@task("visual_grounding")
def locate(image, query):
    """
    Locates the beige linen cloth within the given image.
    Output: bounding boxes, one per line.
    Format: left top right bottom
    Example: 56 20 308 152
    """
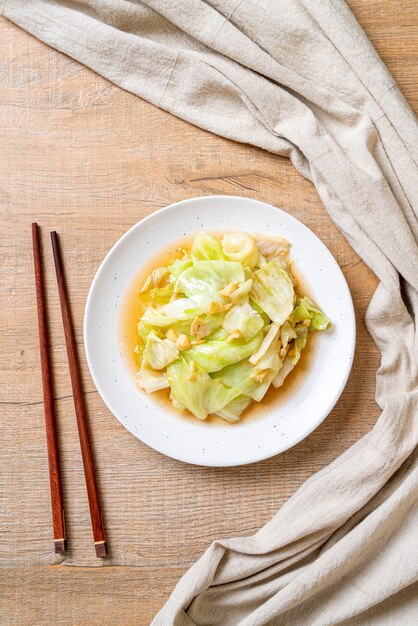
2 1 418 624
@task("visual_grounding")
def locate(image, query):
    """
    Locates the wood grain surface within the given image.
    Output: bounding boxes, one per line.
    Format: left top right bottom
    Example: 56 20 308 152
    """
1 2 417 624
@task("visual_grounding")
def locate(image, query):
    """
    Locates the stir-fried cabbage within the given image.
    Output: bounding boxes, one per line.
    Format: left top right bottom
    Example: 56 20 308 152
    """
222 302 265 341
215 395 253 422
178 260 245 310
169 257 193 279
142 331 179 370
191 231 226 261
141 298 201 327
167 359 240 420
291 296 331 331
251 260 295 325
132 230 330 422
187 330 264 373
138 363 170 393
272 324 309 387
222 232 259 268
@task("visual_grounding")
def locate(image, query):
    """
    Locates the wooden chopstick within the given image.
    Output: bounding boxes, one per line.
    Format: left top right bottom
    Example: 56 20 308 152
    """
51 231 107 558
32 223 67 554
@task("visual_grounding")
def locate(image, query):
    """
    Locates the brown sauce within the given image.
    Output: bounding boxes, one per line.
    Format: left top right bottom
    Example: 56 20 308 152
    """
119 232 318 427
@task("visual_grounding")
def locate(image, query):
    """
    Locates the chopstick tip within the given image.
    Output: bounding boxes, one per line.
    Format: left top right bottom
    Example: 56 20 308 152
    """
54 538 67 554
95 541 108 558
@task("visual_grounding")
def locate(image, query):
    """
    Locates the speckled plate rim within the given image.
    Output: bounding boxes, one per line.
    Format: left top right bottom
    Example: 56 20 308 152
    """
84 195 356 467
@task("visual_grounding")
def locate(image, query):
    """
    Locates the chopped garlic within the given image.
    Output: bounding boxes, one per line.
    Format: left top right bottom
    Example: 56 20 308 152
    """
141 267 169 292
303 319 311 327
176 334 191 351
229 278 253 304
208 301 232 314
219 281 239 298
166 328 178 342
190 360 196 372
191 316 212 341
187 372 197 382
227 329 242 342
208 301 224 314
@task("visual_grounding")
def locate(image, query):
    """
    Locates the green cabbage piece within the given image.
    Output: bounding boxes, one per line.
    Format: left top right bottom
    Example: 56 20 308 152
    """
186 330 263 373
229 278 253 304
212 359 253 394
288 325 309 365
249 323 280 365
177 260 245 310
272 324 309 387
280 321 297 354
252 339 281 374
149 283 174 305
251 260 294 325
222 302 265 341
251 341 282 402
271 357 294 389
213 338 280 403
142 331 179 370
169 257 193 279
190 312 225 340
140 267 170 292
221 232 259 268
295 296 330 331
141 298 201 327
137 320 154 344
167 359 240 420
249 298 270 325
191 231 226 260
215 395 253 422
138 363 170 393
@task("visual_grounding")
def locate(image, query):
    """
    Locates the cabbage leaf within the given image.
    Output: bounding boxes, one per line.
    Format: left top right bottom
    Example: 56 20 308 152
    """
186 330 263 373
138 362 170 393
214 339 280 403
142 331 179 370
215 395 253 422
141 298 201 327
177 260 245 310
169 257 193 279
272 324 308 387
251 260 294 325
221 232 259 268
222 302 264 341
191 231 226 261
167 359 240 419
295 296 331 331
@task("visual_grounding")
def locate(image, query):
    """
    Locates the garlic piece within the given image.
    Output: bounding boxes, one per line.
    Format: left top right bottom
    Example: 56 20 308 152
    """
219 281 239 298
227 329 242 343
166 328 178 342
176 334 191 351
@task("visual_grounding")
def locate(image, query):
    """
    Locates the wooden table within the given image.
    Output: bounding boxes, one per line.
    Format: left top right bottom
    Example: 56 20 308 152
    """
1 3 417 624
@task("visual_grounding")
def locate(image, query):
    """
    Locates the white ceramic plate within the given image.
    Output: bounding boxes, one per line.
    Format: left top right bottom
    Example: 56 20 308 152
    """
84 195 355 467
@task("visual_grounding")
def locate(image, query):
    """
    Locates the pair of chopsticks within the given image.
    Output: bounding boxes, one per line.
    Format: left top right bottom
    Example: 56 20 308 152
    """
32 224 107 558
